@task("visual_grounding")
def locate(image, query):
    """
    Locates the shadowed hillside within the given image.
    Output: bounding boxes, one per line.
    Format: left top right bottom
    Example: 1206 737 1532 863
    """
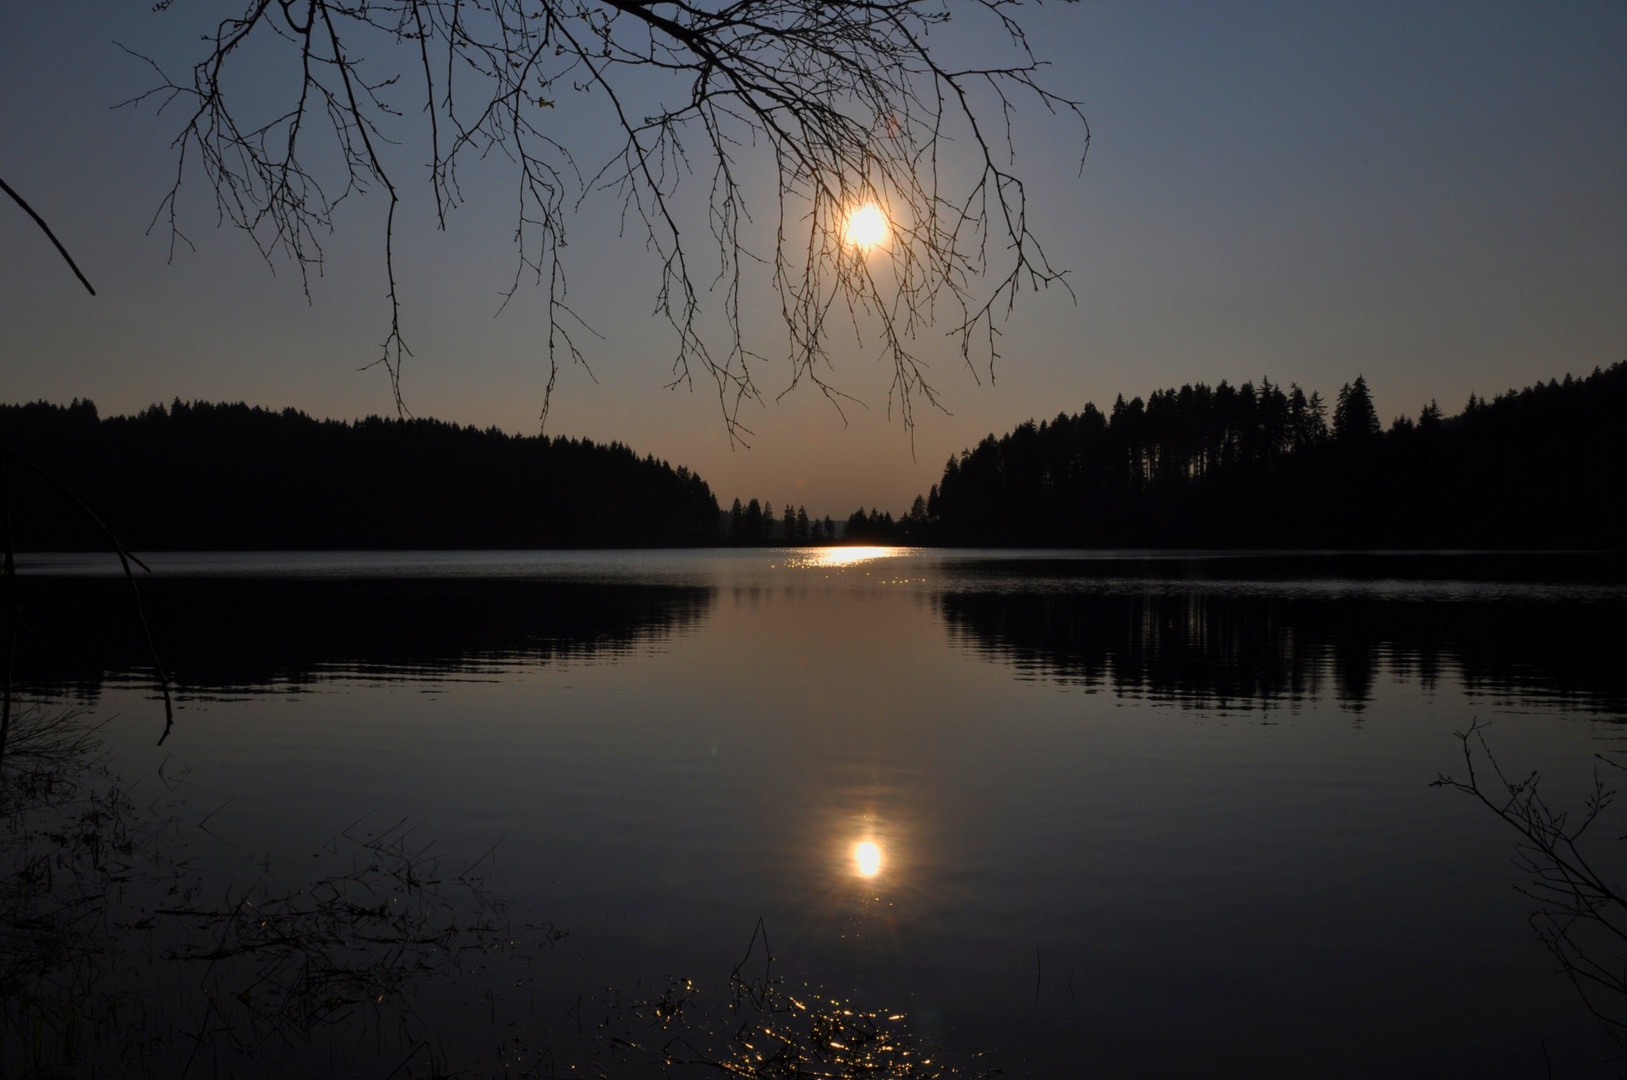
0 401 720 550
919 363 1627 549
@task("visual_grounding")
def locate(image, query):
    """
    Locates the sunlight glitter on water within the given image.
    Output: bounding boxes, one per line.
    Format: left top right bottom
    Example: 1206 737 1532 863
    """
785 545 900 569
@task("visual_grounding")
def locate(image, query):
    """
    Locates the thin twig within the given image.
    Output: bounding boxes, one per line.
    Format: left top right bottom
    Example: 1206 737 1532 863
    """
0 447 174 743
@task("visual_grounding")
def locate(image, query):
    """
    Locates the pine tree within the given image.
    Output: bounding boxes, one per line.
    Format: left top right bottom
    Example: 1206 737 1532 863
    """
1333 376 1380 441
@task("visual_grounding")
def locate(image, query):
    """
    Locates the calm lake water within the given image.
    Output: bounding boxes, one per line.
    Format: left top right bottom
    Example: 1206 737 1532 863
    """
11 547 1627 1077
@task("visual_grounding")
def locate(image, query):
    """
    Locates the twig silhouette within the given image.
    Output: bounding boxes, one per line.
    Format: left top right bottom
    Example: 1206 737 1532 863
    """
0 174 96 296
0 446 174 747
1435 719 1627 1046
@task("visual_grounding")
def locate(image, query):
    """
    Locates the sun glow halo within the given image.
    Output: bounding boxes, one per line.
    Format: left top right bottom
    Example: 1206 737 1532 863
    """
854 839 884 878
842 203 890 251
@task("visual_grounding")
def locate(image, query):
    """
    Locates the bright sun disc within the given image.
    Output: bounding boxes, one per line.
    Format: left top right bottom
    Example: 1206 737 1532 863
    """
854 840 883 878
843 203 890 250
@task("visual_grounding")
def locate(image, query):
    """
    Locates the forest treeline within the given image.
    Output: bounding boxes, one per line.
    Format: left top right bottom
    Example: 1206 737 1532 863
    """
906 363 1627 548
718 500 914 545
0 400 720 549
6 363 1621 552
721 498 838 544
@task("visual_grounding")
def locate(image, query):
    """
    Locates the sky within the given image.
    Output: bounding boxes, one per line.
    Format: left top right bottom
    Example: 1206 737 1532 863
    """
3 2 1624 519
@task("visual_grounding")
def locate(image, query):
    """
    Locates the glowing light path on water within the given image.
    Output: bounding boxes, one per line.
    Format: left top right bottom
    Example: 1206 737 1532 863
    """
796 545 896 569
854 839 884 878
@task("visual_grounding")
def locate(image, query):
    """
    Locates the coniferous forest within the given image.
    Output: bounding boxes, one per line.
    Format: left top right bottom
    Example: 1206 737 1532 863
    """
3 363 1622 552
916 363 1627 549
0 400 720 550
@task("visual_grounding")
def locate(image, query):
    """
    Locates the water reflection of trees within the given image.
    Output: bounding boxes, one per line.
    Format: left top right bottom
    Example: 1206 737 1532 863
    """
14 576 715 700
939 588 1627 713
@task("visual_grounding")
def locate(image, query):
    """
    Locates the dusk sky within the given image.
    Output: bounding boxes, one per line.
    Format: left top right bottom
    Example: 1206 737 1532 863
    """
3 2 1623 518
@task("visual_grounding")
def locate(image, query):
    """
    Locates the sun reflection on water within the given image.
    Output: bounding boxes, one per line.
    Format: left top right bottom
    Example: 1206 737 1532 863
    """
785 545 899 569
853 839 884 878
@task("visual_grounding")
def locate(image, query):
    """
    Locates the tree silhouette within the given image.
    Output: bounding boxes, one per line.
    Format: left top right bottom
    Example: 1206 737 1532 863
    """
120 0 1089 435
1418 399 1444 432
0 401 721 550
922 365 1627 548
1288 384 1329 451
1333 375 1381 442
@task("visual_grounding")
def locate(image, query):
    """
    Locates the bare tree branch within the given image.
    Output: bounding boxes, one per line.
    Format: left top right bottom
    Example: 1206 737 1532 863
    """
120 0 1088 440
1435 720 1627 1046
0 174 97 296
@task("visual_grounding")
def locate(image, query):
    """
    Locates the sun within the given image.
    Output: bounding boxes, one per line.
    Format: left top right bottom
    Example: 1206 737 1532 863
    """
842 203 890 251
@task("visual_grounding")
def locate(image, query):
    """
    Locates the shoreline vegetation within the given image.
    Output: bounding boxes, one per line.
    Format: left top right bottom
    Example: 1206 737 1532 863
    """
1 361 1622 552
0 403 721 551
903 361 1626 550
0 704 534 1078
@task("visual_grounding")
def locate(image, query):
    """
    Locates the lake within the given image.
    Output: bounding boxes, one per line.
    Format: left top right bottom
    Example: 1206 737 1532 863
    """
7 547 1627 1077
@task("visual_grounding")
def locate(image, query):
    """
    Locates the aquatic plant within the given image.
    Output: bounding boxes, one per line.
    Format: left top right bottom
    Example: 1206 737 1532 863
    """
0 706 537 1078
581 919 968 1079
